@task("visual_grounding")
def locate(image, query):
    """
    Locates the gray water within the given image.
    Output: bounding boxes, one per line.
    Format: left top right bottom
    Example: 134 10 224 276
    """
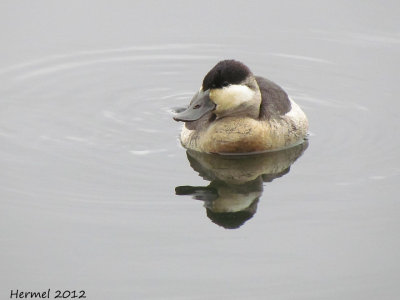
1 1 399 299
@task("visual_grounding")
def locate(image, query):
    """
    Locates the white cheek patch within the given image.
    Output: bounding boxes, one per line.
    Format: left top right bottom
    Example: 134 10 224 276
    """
210 84 255 111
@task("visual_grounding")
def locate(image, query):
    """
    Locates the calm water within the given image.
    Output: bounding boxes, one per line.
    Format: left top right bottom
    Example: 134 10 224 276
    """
1 1 399 299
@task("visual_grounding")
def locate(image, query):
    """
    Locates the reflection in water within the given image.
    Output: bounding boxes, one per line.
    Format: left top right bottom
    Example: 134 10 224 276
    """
176 141 308 229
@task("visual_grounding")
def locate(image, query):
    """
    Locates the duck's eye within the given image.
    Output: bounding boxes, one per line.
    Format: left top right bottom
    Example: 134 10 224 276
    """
222 81 229 87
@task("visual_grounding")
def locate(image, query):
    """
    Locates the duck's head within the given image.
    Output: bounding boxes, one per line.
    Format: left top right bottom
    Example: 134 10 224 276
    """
174 60 261 122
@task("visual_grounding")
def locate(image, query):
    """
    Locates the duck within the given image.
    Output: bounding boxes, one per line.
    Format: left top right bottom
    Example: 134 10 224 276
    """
173 60 308 154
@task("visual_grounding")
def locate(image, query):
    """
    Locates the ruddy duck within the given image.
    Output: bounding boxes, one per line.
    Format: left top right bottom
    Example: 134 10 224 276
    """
173 60 308 153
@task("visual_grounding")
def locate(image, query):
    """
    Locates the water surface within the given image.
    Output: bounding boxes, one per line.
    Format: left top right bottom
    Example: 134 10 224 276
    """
1 1 399 299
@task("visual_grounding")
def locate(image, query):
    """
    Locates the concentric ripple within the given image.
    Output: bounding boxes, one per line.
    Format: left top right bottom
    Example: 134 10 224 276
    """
0 44 224 207
1 38 398 207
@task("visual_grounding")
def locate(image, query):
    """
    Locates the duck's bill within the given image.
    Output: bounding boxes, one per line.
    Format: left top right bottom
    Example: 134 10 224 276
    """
173 90 216 122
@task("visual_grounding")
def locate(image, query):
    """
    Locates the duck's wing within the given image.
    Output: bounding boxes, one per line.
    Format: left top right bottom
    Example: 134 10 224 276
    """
255 76 292 119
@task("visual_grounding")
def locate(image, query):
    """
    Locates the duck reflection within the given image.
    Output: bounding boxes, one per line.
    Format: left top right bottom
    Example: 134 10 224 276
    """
175 141 308 229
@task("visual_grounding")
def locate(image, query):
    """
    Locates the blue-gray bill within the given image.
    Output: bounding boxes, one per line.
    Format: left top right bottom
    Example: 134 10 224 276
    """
173 90 216 122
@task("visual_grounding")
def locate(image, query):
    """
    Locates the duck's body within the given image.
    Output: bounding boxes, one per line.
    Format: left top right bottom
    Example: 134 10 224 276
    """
174 60 308 154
